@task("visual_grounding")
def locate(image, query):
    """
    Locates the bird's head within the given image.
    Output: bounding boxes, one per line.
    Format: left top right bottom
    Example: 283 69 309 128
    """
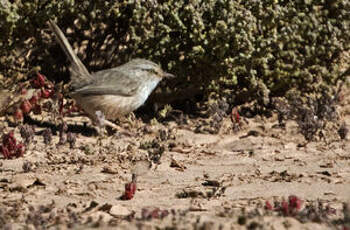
128 59 175 80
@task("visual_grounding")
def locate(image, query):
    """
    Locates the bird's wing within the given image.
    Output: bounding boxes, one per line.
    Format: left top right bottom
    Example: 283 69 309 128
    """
48 20 94 89
71 69 141 97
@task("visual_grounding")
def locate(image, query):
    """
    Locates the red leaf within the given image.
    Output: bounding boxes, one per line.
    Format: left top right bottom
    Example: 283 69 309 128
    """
0 146 10 159
20 100 32 114
288 195 302 211
265 201 273 210
29 95 39 105
231 107 240 123
123 182 136 200
36 72 46 87
41 89 51 99
281 200 289 216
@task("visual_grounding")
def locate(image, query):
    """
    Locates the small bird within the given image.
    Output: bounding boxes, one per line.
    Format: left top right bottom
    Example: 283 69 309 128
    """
48 20 174 129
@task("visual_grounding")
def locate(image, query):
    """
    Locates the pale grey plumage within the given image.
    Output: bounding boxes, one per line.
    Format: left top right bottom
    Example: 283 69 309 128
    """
48 20 173 123
73 59 159 97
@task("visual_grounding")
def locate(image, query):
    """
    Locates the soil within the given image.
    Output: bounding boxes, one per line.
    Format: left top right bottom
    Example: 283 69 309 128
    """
1 93 350 230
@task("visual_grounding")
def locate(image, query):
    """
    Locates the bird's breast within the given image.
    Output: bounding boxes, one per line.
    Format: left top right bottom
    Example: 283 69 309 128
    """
136 78 161 106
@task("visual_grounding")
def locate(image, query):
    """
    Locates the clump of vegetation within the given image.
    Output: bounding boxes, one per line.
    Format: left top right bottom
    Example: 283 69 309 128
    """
273 88 342 141
236 196 349 229
0 131 25 159
0 1 349 110
19 124 35 144
140 139 165 164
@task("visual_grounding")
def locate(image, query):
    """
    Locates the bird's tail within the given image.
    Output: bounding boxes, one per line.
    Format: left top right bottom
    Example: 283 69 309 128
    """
48 20 93 89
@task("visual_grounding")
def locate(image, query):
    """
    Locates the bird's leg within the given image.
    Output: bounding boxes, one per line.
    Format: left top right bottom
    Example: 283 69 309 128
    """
93 110 135 137
103 119 120 130
94 110 120 134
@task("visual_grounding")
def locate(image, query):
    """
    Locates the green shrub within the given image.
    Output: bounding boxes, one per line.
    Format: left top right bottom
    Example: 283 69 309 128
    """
0 0 349 108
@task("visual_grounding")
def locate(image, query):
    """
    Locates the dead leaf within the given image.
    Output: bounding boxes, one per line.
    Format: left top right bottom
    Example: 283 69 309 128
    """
101 166 118 174
170 159 186 171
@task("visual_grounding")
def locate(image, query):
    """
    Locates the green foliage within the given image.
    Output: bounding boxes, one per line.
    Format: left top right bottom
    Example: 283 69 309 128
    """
0 0 349 107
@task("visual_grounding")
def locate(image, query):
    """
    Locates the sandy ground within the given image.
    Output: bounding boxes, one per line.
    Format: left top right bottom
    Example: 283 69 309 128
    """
1 94 350 230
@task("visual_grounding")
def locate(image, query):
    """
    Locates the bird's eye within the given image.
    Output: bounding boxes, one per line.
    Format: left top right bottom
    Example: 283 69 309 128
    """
143 68 158 74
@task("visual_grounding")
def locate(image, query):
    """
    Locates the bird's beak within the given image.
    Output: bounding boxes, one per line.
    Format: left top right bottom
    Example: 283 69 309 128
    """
162 72 175 79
